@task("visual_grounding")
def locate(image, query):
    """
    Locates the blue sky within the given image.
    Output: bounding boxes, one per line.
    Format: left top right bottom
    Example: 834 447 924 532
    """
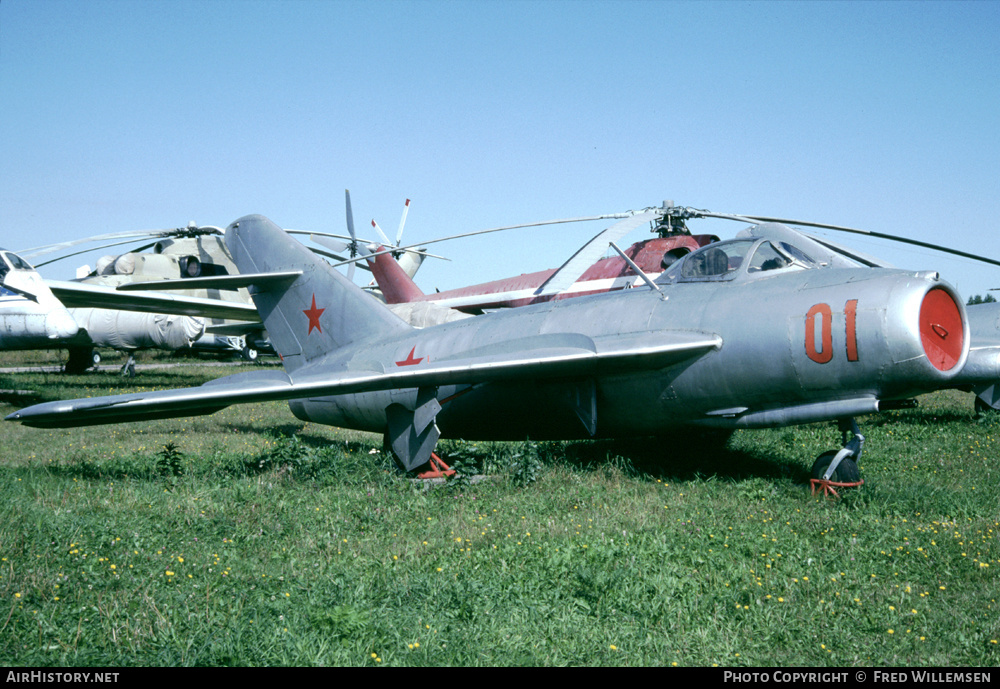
2 0 999 297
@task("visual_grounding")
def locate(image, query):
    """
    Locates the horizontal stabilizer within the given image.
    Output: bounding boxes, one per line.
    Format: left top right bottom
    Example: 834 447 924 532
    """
114 271 303 292
205 321 266 336
48 280 261 322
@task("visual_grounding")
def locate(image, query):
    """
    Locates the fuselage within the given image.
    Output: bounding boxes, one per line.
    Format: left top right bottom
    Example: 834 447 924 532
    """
288 260 967 440
0 249 79 349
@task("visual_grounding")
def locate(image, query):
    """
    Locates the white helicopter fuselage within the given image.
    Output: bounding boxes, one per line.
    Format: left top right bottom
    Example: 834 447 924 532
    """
0 250 79 349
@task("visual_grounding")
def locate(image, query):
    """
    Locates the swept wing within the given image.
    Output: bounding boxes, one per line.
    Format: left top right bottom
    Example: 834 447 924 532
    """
7 329 721 428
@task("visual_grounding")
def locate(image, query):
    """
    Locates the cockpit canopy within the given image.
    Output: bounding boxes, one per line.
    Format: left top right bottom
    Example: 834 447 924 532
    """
656 237 818 285
0 249 34 282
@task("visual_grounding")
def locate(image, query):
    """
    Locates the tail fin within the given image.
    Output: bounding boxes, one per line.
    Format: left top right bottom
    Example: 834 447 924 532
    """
366 246 427 304
225 215 411 373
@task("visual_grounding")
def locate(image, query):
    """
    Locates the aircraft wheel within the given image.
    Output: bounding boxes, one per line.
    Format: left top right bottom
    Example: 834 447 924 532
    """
91 350 101 366
241 345 259 362
810 450 861 484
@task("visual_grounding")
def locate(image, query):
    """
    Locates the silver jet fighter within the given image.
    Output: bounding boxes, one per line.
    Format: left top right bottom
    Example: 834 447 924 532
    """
7 215 971 486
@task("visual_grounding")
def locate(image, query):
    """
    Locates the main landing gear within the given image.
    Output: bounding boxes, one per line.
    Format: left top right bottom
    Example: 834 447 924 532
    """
810 418 865 497
64 348 101 374
120 353 137 379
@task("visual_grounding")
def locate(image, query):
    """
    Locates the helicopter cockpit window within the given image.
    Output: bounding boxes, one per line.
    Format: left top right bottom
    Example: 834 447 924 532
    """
1 251 34 282
2 251 33 271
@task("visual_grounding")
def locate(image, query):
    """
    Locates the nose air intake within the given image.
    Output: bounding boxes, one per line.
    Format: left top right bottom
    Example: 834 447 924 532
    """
919 287 964 372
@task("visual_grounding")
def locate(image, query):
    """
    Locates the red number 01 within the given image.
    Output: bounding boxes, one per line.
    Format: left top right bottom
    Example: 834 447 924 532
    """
806 300 859 364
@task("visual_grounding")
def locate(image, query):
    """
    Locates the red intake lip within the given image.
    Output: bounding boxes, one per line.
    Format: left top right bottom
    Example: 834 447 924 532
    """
919 288 964 371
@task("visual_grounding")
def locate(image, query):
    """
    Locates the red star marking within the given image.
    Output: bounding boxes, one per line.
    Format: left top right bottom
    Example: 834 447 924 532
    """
395 346 425 366
303 294 325 334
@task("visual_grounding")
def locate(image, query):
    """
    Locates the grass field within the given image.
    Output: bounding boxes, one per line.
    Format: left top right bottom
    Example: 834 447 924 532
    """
1 351 998 666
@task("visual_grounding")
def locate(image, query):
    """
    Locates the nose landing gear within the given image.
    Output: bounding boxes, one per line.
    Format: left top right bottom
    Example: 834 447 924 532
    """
810 418 865 497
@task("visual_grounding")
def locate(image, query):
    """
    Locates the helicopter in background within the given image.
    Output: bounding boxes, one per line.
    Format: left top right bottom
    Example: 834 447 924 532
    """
20 224 267 373
366 201 719 314
67 226 268 366
0 244 256 375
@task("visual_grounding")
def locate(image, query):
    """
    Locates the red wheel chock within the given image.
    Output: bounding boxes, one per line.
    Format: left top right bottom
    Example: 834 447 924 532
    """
416 452 456 480
810 478 864 498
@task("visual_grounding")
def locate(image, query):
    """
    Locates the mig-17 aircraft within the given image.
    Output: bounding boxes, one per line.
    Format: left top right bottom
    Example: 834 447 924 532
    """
7 210 979 492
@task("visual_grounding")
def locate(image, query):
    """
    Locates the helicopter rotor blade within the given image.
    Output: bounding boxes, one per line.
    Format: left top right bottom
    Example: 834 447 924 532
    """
701 211 1000 270
286 229 356 242
305 244 372 272
32 239 161 269
308 234 350 258
744 215 1000 268
345 189 358 253
396 198 411 247
19 226 223 260
20 230 175 259
326 211 638 271
344 189 358 281
370 220 394 248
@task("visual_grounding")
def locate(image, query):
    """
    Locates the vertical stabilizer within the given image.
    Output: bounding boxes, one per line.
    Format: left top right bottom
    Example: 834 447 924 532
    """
225 215 411 372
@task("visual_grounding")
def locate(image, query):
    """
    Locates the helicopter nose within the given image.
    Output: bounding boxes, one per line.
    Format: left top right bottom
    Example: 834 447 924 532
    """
46 309 79 340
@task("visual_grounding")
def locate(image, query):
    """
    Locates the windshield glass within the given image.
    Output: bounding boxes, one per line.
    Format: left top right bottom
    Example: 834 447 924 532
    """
657 237 821 285
675 239 756 281
775 241 817 267
2 251 33 271
747 242 791 273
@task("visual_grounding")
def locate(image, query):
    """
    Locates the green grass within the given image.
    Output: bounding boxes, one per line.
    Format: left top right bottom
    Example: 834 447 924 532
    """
0 352 998 666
